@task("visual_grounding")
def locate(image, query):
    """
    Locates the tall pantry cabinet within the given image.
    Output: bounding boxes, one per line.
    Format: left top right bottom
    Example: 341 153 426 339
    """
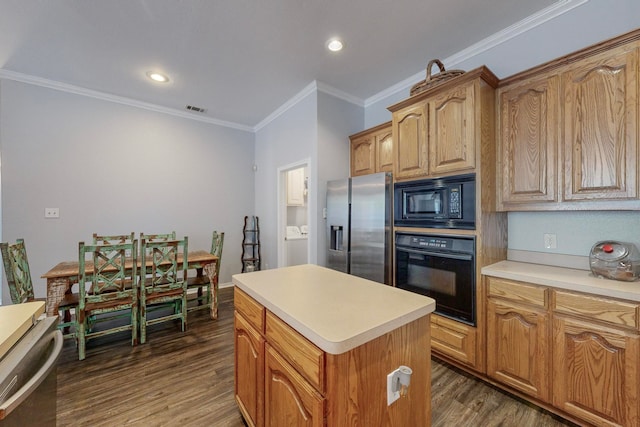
388 67 508 373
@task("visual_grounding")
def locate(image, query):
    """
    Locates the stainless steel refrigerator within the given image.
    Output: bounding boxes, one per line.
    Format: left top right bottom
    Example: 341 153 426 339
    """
326 172 392 284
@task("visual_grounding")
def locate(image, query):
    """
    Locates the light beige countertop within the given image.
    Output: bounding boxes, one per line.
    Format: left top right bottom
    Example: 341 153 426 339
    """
482 260 640 302
232 264 435 355
0 301 45 360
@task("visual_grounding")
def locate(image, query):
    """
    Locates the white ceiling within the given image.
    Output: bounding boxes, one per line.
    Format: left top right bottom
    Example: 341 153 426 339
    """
0 0 560 130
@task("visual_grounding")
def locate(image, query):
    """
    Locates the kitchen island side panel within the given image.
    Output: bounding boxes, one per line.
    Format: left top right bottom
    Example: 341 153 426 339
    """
325 315 431 427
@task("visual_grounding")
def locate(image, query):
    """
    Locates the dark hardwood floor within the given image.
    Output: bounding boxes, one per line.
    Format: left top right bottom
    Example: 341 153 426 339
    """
57 287 577 426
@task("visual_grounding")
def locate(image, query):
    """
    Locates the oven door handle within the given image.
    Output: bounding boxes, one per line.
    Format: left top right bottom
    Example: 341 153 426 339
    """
397 247 473 261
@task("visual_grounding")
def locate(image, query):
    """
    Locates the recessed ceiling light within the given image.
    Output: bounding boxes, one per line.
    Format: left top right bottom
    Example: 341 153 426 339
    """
326 38 344 52
146 71 170 83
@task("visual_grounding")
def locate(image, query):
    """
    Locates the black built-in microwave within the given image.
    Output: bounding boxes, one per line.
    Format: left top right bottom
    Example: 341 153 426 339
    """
394 173 475 229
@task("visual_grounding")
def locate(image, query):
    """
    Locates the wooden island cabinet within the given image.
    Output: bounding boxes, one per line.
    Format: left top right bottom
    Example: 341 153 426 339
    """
233 265 435 427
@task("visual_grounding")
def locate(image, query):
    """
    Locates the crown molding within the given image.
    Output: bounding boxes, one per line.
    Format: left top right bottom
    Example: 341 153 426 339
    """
315 81 364 107
364 0 589 108
253 80 363 132
0 0 589 132
253 81 317 132
0 69 254 132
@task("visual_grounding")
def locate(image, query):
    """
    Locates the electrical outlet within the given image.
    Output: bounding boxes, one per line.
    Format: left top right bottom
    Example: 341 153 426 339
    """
387 369 401 406
544 233 557 249
44 208 59 218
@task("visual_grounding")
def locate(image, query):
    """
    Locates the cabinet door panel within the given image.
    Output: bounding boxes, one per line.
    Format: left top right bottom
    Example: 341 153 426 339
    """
393 104 427 179
498 76 558 206
563 46 638 201
486 300 550 401
553 316 640 427
429 82 476 174
431 314 477 368
375 128 394 173
235 311 265 427
350 134 376 177
264 345 324 427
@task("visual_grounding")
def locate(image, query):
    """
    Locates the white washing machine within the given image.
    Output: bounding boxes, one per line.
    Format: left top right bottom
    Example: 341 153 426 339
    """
286 226 308 266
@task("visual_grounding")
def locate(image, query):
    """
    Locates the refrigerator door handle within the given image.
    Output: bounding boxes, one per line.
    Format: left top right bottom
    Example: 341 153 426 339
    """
0 329 63 418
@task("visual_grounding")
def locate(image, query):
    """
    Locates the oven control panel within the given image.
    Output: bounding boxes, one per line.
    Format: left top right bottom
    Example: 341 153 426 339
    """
396 233 474 254
415 236 451 249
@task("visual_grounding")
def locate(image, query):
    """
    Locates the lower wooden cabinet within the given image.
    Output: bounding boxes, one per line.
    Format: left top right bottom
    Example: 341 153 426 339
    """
234 311 264 427
264 344 324 427
486 277 550 401
431 314 478 369
551 290 640 427
483 275 640 427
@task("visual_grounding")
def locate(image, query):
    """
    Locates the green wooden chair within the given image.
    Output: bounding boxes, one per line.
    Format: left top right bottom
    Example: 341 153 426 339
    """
139 236 188 344
87 233 137 330
77 240 138 360
186 231 224 313
140 232 176 242
93 232 135 245
1 238 78 339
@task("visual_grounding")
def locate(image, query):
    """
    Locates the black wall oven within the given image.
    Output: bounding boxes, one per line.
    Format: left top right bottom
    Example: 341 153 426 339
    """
394 173 475 229
395 232 476 326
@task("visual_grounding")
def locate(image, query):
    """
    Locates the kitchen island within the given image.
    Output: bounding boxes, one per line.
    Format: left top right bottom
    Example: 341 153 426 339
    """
232 264 436 427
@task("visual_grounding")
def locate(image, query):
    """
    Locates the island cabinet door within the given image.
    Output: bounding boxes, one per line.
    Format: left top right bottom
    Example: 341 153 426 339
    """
264 344 325 427
235 311 265 427
552 315 640 427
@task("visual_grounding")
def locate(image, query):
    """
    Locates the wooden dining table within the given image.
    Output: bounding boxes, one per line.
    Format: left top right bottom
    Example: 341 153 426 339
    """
41 250 219 320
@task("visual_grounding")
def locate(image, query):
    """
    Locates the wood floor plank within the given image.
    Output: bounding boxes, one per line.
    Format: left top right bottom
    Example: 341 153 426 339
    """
57 286 577 426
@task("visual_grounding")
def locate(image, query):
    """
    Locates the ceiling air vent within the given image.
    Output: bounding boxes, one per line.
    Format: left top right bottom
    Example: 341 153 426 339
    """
185 105 206 113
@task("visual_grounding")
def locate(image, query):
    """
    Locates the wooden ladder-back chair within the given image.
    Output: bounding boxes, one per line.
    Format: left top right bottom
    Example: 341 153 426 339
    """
87 234 136 331
1 238 78 338
93 232 135 245
139 236 188 344
77 240 138 360
186 231 224 313
140 232 176 242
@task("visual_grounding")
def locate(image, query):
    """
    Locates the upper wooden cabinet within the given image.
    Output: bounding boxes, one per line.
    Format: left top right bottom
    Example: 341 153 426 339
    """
497 75 559 206
389 67 498 180
393 103 427 179
563 46 638 201
497 33 640 211
428 80 477 174
349 121 392 177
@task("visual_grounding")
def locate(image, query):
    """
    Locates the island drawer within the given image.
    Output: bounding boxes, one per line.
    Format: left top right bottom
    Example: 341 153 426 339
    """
487 277 547 308
265 311 325 392
552 289 640 331
235 287 265 331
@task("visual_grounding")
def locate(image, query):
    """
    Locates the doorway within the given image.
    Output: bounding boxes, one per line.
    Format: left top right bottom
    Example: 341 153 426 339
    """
277 160 310 268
